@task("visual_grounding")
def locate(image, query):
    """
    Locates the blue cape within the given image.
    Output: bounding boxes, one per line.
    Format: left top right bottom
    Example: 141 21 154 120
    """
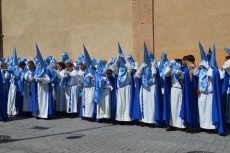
212 68 226 135
0 72 8 121
132 77 142 121
154 68 163 126
163 75 172 125
180 67 199 127
129 71 135 118
108 74 117 123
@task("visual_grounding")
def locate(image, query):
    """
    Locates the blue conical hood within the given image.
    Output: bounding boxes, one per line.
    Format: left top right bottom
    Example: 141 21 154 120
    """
199 42 208 62
61 52 69 63
224 48 230 55
12 47 18 67
77 54 85 65
35 44 46 78
144 42 151 67
210 44 217 68
118 42 126 66
83 44 92 68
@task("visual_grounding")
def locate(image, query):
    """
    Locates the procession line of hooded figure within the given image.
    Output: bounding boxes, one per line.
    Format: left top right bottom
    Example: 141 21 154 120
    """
0 42 229 136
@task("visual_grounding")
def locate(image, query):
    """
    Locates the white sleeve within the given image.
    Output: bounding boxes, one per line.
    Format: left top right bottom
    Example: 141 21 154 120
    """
135 66 144 79
223 59 230 69
4 71 10 79
206 68 213 77
69 70 78 77
151 64 157 77
164 66 171 77
219 69 225 79
37 74 51 84
56 70 65 79
193 68 200 77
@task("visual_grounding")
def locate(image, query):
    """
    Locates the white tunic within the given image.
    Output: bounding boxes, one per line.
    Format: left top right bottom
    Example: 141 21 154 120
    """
164 66 185 128
96 77 112 119
65 70 81 113
112 62 132 121
34 73 51 118
55 69 66 112
81 72 95 118
7 71 18 115
193 67 224 129
135 64 157 123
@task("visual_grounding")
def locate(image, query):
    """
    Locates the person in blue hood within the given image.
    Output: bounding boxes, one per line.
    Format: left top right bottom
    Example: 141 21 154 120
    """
222 47 230 129
164 58 185 131
23 60 36 115
193 44 226 135
111 43 134 123
134 43 163 127
7 47 25 116
30 44 54 119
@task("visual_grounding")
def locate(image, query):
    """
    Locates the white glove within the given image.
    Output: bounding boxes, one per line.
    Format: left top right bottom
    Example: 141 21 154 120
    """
29 74 34 80
109 86 113 91
174 70 182 75
170 60 176 65
141 63 147 68
37 78 42 83
199 60 209 69
88 72 94 78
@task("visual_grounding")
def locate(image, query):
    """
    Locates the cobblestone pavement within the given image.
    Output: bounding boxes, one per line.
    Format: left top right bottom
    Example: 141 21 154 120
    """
0 116 230 153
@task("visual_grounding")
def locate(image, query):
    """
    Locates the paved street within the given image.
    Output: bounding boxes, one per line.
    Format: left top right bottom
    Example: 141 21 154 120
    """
0 116 230 153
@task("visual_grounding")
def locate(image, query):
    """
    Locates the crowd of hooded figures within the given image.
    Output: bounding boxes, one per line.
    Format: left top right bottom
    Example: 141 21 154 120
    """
1 42 230 136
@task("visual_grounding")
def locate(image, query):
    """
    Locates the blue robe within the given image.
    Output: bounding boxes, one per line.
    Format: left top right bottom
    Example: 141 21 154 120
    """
0 72 7 121
108 74 117 123
132 77 141 121
1 71 10 102
129 71 135 118
212 68 226 135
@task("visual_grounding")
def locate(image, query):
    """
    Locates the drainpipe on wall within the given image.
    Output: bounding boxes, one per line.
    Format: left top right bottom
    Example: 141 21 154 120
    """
0 0 3 58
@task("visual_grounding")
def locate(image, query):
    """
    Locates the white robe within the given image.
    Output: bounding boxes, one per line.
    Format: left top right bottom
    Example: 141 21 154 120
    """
65 70 81 113
135 64 157 123
33 73 51 118
193 67 224 129
55 70 66 112
112 62 132 121
81 72 95 118
96 77 112 119
164 66 185 128
7 71 18 115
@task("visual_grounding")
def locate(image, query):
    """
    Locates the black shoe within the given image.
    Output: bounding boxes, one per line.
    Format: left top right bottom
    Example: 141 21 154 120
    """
140 123 145 127
70 115 75 119
36 117 40 120
166 126 176 131
151 124 156 128
89 118 94 122
185 128 190 133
